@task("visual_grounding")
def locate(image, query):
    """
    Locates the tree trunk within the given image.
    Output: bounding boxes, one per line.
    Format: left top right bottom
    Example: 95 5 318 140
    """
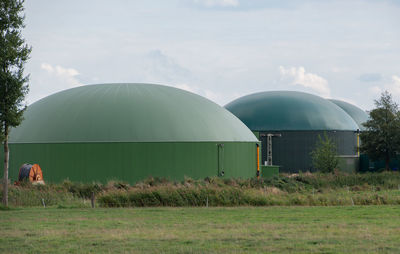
2 130 9 207
385 152 390 171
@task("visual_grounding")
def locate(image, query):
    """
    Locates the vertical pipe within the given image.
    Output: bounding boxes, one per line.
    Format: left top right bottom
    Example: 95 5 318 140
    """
357 132 360 157
257 144 260 179
267 135 272 165
218 144 224 176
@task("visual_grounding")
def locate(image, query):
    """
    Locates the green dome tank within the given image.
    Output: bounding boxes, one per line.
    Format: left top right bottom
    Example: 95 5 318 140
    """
225 91 359 173
3 83 259 183
225 91 359 131
328 99 369 131
11 83 256 143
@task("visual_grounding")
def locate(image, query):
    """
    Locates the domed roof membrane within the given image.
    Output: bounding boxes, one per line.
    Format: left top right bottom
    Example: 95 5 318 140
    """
328 99 369 131
10 83 257 143
225 91 359 131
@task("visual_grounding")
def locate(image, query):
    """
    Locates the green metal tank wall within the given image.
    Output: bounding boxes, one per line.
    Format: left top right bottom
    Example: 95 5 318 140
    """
2 83 259 183
2 142 257 183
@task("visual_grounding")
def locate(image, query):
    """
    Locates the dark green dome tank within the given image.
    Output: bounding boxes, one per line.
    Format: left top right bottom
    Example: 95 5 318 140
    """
328 99 369 131
225 91 359 173
3 84 259 183
225 91 359 131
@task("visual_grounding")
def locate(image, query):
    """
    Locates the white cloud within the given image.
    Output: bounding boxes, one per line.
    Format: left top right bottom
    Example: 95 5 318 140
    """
193 0 239 7
279 66 331 97
173 83 221 102
204 89 220 102
142 50 191 83
40 63 82 87
174 83 199 94
331 67 349 73
367 75 400 101
27 63 84 104
368 86 382 96
384 75 400 97
40 63 53 73
390 75 400 95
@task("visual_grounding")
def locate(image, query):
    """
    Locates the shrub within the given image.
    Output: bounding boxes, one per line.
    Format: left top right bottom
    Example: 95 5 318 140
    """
310 132 339 173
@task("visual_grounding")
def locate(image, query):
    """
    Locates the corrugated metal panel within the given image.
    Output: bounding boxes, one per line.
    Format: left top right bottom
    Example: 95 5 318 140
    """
10 83 257 143
260 131 357 173
1 142 257 183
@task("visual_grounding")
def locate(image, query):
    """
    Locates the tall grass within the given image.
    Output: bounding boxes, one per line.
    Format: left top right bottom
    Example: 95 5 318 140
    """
1 171 400 207
97 184 400 207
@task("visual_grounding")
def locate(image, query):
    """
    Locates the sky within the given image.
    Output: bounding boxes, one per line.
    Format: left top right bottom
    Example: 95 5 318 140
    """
22 0 400 110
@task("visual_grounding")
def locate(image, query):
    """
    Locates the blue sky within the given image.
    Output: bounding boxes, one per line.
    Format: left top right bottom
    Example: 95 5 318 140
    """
23 0 400 110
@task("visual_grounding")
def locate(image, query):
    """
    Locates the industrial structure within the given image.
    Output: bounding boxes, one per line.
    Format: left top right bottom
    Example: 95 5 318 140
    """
2 83 259 183
329 99 369 158
225 91 362 173
327 99 395 172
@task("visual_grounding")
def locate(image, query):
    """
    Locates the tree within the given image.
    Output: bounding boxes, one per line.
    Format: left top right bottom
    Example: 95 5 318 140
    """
360 91 400 170
310 132 339 173
1 0 31 206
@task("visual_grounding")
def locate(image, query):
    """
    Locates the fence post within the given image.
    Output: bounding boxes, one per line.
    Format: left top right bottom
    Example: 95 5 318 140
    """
41 198 46 208
91 192 95 208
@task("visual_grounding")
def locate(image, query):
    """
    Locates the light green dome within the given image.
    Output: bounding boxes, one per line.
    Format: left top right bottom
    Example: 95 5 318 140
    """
10 83 257 143
225 91 359 131
328 99 369 131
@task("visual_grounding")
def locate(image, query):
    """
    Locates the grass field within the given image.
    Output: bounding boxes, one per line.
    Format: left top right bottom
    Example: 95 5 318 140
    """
1 206 400 253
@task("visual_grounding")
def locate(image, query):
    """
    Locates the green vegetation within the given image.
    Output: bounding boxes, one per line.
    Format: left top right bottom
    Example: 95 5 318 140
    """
361 91 400 170
1 173 400 252
1 0 32 207
99 187 400 207
310 132 339 173
1 172 400 207
1 206 400 253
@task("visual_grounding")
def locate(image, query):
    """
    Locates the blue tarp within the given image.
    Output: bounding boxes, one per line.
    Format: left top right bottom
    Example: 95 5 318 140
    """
18 164 33 181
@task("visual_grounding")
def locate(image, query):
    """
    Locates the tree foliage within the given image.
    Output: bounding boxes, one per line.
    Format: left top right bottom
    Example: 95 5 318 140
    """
1 0 31 206
310 132 339 173
360 91 400 170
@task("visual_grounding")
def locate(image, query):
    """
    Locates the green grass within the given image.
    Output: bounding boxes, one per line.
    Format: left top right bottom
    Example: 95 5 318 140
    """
1 206 400 253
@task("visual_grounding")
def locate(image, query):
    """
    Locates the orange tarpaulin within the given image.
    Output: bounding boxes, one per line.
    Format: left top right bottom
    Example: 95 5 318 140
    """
29 164 43 182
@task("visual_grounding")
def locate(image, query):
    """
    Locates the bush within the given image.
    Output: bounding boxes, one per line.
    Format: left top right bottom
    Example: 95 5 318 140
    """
310 132 339 173
61 180 104 198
